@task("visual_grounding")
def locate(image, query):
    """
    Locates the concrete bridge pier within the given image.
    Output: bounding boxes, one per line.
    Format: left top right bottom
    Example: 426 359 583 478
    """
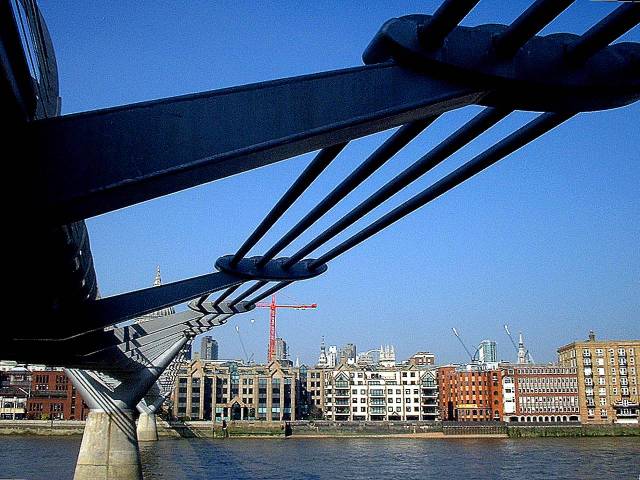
136 388 172 442
65 337 188 480
136 411 158 442
74 408 142 480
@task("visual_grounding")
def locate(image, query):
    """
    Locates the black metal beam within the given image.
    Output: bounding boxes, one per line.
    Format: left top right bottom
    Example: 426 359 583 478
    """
13 270 246 341
31 64 481 225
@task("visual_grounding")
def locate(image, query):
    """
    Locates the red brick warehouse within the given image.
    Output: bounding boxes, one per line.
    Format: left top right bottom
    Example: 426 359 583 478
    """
27 371 89 420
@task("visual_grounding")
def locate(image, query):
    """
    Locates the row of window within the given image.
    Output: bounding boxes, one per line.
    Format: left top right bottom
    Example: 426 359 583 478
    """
518 387 577 394
583 348 635 357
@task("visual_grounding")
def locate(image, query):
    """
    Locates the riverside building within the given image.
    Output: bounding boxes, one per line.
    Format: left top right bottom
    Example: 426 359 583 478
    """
322 364 439 421
172 359 302 422
558 332 639 424
26 370 88 420
305 367 326 417
438 364 503 421
501 364 580 423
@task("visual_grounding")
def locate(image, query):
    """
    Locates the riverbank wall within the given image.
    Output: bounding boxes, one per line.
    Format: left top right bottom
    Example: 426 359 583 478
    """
1 419 638 438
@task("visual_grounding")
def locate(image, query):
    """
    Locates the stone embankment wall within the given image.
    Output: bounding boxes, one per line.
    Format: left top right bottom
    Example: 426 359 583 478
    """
507 424 640 438
0 420 85 436
1 419 638 438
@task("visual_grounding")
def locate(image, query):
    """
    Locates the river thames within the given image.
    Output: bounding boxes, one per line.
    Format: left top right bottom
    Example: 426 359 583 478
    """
0 436 638 479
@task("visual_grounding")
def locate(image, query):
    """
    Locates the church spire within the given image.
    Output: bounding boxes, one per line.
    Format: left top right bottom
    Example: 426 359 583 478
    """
136 265 175 321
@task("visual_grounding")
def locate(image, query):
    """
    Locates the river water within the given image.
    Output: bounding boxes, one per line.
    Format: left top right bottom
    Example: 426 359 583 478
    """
0 436 638 479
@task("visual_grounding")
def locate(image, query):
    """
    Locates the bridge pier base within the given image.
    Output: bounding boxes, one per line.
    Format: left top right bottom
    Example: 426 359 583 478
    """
74 409 142 480
136 411 158 442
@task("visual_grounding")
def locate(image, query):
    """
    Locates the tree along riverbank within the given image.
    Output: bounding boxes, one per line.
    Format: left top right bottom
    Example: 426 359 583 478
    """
1 419 638 438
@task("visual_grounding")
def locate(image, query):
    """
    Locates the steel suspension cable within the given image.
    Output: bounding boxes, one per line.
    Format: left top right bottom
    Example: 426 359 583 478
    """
493 0 575 57
257 116 439 268
283 107 511 268
228 281 269 307
245 281 293 308
230 142 348 266
211 284 241 307
419 0 481 49
566 3 640 64
309 112 575 269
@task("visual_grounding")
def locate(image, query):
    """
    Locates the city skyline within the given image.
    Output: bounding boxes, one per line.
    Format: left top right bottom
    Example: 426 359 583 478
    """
39 1 639 367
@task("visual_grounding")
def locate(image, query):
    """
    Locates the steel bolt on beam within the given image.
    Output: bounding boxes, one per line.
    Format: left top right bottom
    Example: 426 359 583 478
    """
364 14 640 112
218 255 327 282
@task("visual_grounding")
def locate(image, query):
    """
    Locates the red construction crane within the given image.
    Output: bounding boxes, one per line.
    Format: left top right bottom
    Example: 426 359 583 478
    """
255 294 317 362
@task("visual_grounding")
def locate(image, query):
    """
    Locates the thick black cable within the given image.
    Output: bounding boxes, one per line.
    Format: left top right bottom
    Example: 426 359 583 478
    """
212 284 241 307
245 281 292 308
283 107 511 268
493 0 575 57
228 281 269 308
309 112 575 269
230 142 348 266
566 3 640 64
257 116 438 268
419 0 481 49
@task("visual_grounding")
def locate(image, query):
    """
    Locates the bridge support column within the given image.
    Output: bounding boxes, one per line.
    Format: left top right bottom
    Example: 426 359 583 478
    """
74 409 142 480
136 411 158 442
65 337 187 480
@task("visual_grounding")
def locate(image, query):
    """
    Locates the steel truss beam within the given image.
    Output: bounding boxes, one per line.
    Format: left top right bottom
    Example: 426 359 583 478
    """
31 65 482 225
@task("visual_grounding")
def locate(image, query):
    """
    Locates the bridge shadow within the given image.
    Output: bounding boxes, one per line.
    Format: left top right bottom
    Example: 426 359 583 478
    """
165 420 199 438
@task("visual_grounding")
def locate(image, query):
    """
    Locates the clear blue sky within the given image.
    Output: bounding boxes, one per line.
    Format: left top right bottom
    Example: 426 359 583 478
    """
40 1 639 365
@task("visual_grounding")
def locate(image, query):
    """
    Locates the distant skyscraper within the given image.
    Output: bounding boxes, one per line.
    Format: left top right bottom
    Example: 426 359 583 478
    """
477 340 497 363
200 336 218 360
327 346 338 367
274 338 288 361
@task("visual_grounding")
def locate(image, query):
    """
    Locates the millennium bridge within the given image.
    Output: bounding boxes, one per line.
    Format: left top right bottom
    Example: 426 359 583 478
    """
2 0 638 478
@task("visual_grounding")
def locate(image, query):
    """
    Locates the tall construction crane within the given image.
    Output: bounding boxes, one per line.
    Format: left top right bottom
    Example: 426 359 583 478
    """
256 294 317 362
235 324 254 364
452 327 478 362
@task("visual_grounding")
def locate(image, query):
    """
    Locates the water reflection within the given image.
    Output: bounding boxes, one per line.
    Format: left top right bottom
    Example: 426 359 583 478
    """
1 436 638 480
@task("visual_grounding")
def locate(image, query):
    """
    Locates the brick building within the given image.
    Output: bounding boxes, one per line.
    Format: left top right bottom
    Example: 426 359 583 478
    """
558 332 639 424
501 364 580 423
26 370 88 420
438 365 503 421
